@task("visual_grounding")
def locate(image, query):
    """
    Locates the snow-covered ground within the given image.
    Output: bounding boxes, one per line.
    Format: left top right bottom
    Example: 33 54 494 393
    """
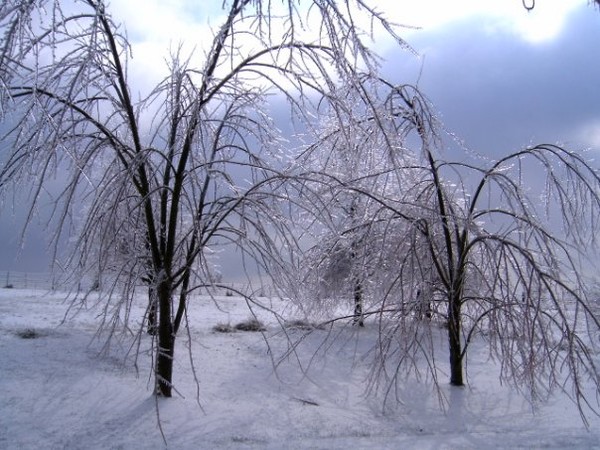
0 288 599 449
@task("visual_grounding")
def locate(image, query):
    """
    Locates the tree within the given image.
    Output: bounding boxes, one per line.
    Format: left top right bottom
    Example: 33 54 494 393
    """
291 78 442 328
389 86 600 419
294 79 600 420
0 0 409 397
386 85 600 396
290 78 410 325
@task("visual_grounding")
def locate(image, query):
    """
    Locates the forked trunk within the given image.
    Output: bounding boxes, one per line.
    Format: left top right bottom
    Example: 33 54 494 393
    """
155 279 175 397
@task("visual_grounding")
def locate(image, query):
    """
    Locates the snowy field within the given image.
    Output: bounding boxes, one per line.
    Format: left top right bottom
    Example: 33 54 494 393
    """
1 288 599 449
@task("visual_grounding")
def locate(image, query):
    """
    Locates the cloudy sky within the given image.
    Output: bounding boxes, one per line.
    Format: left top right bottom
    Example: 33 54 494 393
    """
1 0 599 273
386 0 600 156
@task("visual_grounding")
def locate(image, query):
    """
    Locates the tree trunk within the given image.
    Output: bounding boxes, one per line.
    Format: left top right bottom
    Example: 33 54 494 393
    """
447 291 464 386
353 276 365 327
155 279 175 397
147 285 157 335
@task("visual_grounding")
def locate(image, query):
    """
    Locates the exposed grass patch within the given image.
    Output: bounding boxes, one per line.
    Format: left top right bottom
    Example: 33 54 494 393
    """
234 318 266 332
212 323 236 333
213 319 267 332
15 328 43 339
284 319 323 331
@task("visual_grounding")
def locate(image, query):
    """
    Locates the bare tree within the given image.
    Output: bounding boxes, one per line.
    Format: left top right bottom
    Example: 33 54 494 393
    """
290 78 434 325
0 0 409 397
387 86 600 420
293 79 600 420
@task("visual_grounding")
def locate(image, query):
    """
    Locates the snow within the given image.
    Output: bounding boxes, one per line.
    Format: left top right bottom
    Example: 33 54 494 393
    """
1 288 599 449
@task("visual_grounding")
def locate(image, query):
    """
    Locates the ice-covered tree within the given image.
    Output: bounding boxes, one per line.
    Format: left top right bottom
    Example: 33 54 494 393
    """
376 84 600 420
0 0 409 397
294 79 600 420
291 78 443 326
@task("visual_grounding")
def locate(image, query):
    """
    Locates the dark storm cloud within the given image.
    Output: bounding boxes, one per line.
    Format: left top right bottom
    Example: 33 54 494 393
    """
382 5 600 159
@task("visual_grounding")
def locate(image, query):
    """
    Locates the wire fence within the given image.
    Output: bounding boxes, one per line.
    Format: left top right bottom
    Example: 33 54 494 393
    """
0 270 276 297
0 271 56 291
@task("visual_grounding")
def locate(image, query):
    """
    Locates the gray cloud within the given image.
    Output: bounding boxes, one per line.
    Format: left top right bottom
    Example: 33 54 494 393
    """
382 5 600 158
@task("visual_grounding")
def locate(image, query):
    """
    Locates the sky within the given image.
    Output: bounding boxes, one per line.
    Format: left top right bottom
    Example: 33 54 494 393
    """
1 0 599 274
384 0 600 156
